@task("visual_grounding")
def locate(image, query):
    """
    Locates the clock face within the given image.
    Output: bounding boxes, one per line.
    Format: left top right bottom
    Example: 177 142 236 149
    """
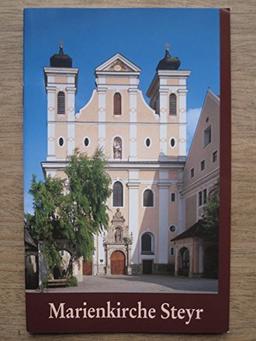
114 64 122 71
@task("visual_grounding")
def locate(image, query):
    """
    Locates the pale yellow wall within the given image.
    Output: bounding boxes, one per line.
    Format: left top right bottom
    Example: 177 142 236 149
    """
139 170 158 181
168 184 178 223
185 194 197 228
52 170 67 179
183 91 220 187
75 123 98 156
55 122 68 159
77 90 99 121
138 184 159 236
137 91 156 123
166 78 179 86
136 125 160 159
167 124 180 156
55 75 68 84
105 76 130 85
168 169 179 181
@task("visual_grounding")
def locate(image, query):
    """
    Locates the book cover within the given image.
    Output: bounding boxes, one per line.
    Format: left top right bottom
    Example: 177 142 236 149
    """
24 8 231 334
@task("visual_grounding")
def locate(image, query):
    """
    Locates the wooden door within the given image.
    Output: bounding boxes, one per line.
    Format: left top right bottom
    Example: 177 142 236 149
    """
111 251 125 275
142 260 153 274
83 260 92 275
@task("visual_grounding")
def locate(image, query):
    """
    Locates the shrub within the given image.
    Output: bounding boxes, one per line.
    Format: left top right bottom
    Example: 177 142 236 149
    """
67 276 78 287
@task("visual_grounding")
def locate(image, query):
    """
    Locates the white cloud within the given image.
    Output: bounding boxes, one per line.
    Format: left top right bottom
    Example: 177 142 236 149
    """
187 107 202 152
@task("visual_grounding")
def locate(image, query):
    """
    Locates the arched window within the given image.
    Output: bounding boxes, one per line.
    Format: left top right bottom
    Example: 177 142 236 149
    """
143 189 154 207
113 181 123 207
57 91 65 114
113 92 122 115
169 93 177 116
141 233 154 254
113 136 122 160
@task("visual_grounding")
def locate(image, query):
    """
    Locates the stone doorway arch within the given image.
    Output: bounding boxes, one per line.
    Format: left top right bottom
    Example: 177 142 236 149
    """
178 247 190 276
110 250 125 275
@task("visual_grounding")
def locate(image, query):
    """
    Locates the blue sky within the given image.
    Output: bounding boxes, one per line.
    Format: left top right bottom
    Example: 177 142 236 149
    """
24 8 220 213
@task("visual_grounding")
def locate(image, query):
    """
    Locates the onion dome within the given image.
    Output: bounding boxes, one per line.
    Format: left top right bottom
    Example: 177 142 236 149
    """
50 45 72 68
156 49 181 71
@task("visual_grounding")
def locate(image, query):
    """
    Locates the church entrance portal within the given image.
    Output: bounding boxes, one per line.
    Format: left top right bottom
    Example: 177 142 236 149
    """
83 260 92 275
178 247 190 276
111 250 125 275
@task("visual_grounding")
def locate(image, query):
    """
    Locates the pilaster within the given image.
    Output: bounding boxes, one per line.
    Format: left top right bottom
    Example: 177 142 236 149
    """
178 89 188 156
159 88 168 156
46 86 56 160
98 88 106 150
127 170 140 266
66 87 76 156
129 87 137 160
158 173 169 264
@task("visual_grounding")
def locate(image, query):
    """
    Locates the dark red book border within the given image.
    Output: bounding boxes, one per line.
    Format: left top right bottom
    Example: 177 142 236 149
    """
26 8 231 334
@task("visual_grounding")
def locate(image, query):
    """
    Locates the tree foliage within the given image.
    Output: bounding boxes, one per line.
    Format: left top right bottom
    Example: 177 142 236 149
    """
201 183 219 278
202 183 219 242
27 149 111 274
61 149 111 260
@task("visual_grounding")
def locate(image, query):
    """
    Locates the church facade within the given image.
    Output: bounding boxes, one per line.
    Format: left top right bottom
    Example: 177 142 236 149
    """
42 47 219 280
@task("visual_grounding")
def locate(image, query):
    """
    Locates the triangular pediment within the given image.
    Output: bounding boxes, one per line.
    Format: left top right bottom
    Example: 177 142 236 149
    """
96 53 141 73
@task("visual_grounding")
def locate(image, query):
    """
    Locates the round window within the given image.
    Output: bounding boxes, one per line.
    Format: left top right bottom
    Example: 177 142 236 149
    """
145 138 151 147
84 137 90 147
170 138 176 148
58 137 64 146
169 225 176 232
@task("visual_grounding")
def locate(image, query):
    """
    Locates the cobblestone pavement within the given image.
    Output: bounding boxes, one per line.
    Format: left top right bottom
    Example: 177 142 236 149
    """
43 275 218 293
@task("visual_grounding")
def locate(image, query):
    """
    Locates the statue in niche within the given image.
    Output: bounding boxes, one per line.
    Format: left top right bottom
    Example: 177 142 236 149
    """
115 227 122 243
113 137 122 159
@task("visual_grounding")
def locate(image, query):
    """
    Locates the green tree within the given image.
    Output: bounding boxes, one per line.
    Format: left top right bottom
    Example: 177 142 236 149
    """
27 175 64 271
27 149 111 276
201 183 219 278
61 149 111 263
202 183 219 242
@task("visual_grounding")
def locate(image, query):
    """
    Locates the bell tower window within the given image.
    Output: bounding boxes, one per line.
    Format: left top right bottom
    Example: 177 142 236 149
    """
57 91 65 114
113 92 122 115
169 93 177 115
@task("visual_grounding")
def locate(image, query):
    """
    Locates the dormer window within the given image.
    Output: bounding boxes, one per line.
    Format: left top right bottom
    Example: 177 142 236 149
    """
169 94 177 115
57 91 65 114
113 92 122 115
204 126 211 147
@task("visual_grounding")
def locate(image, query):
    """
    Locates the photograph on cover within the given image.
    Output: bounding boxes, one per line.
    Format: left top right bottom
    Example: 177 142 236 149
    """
24 8 220 294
